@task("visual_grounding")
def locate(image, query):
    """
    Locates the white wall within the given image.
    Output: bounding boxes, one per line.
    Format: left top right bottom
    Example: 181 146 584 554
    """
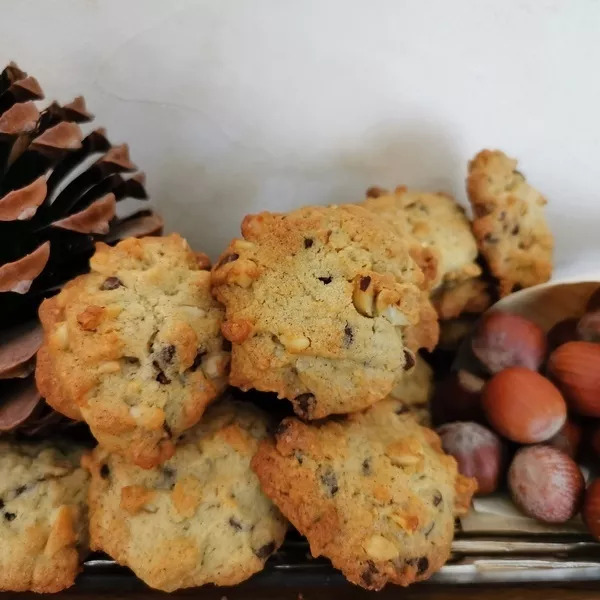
2 0 599 268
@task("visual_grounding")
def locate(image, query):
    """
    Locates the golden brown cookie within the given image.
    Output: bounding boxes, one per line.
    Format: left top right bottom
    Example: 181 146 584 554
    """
37 234 228 468
85 399 287 592
252 398 476 590
467 150 553 296
363 187 490 319
212 205 438 420
0 441 89 593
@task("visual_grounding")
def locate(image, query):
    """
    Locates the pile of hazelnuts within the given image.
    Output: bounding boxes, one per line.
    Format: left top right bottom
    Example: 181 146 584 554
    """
433 287 600 537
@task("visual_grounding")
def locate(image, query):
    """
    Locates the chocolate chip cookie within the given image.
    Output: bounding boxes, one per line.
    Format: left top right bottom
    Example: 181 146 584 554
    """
467 150 553 296
36 234 229 468
0 441 89 593
252 398 476 590
363 186 490 319
85 399 287 592
212 204 438 420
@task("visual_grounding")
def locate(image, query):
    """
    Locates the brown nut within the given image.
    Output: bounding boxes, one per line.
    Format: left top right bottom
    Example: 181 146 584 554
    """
547 318 579 351
508 445 584 524
471 312 547 374
430 370 486 426
583 479 600 541
547 418 582 459
437 421 504 495
548 341 600 417
577 311 600 343
482 367 566 444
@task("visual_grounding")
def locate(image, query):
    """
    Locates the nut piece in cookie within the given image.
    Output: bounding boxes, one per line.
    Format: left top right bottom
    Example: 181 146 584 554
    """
0 441 89 593
252 399 476 590
36 234 229 468
467 150 553 296
363 187 490 319
212 204 438 420
85 400 287 592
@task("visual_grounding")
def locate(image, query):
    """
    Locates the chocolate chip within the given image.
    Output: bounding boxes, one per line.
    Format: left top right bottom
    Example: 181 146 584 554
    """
318 276 332 284
222 339 232 351
254 541 276 559
295 393 315 418
163 422 172 438
424 522 435 537
417 556 429 574
360 276 371 291
344 323 353 347
123 356 140 365
100 277 123 291
361 560 378 586
275 421 290 437
161 466 176 489
190 349 207 371
433 491 442 507
395 404 410 415
294 451 304 465
155 370 171 385
362 458 372 475
4 512 16 522
15 485 27 496
499 211 506 221
366 186 384 198
100 464 110 479
403 350 415 371
0 499 4 509
512 224 520 235
483 233 498 244
229 517 243 531
320 468 338 496
217 253 239 268
304 238 314 249
160 345 176 364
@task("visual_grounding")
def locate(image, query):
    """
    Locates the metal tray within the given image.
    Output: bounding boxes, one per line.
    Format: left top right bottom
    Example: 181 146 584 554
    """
77 533 600 592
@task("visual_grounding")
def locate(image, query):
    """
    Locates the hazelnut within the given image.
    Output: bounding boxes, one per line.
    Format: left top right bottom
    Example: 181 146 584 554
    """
471 312 547 374
583 479 600 541
577 311 600 343
482 367 566 444
430 371 485 426
508 445 584 523
437 421 505 495
547 418 582 459
548 341 600 417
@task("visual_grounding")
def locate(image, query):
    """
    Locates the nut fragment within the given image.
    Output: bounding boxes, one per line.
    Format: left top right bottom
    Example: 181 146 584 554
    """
221 319 253 344
364 535 399 561
279 334 311 353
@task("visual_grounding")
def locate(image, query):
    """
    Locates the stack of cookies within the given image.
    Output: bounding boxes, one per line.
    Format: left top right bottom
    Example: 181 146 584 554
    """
0 149 553 592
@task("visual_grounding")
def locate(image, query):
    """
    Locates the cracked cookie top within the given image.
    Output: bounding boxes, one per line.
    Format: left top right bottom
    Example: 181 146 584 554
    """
211 204 438 420
36 234 229 469
0 441 89 593
84 399 287 592
467 150 553 296
251 398 476 590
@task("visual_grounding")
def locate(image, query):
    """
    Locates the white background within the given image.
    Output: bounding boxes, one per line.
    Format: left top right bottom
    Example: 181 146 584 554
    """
2 0 599 267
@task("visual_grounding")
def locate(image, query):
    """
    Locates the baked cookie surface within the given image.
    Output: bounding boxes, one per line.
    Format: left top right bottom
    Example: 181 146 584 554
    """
85 399 287 592
363 187 489 319
0 440 89 593
252 398 476 590
36 234 228 468
389 353 434 408
467 150 553 296
212 204 438 420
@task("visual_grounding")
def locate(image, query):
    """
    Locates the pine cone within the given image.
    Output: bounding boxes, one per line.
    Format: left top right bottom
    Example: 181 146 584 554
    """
0 62 163 435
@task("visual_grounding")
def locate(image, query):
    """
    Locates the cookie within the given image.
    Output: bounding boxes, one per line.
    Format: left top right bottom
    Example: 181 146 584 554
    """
212 204 438 420
252 398 476 590
0 441 89 593
389 353 433 408
36 234 229 469
467 150 553 296
364 187 489 319
85 399 287 592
